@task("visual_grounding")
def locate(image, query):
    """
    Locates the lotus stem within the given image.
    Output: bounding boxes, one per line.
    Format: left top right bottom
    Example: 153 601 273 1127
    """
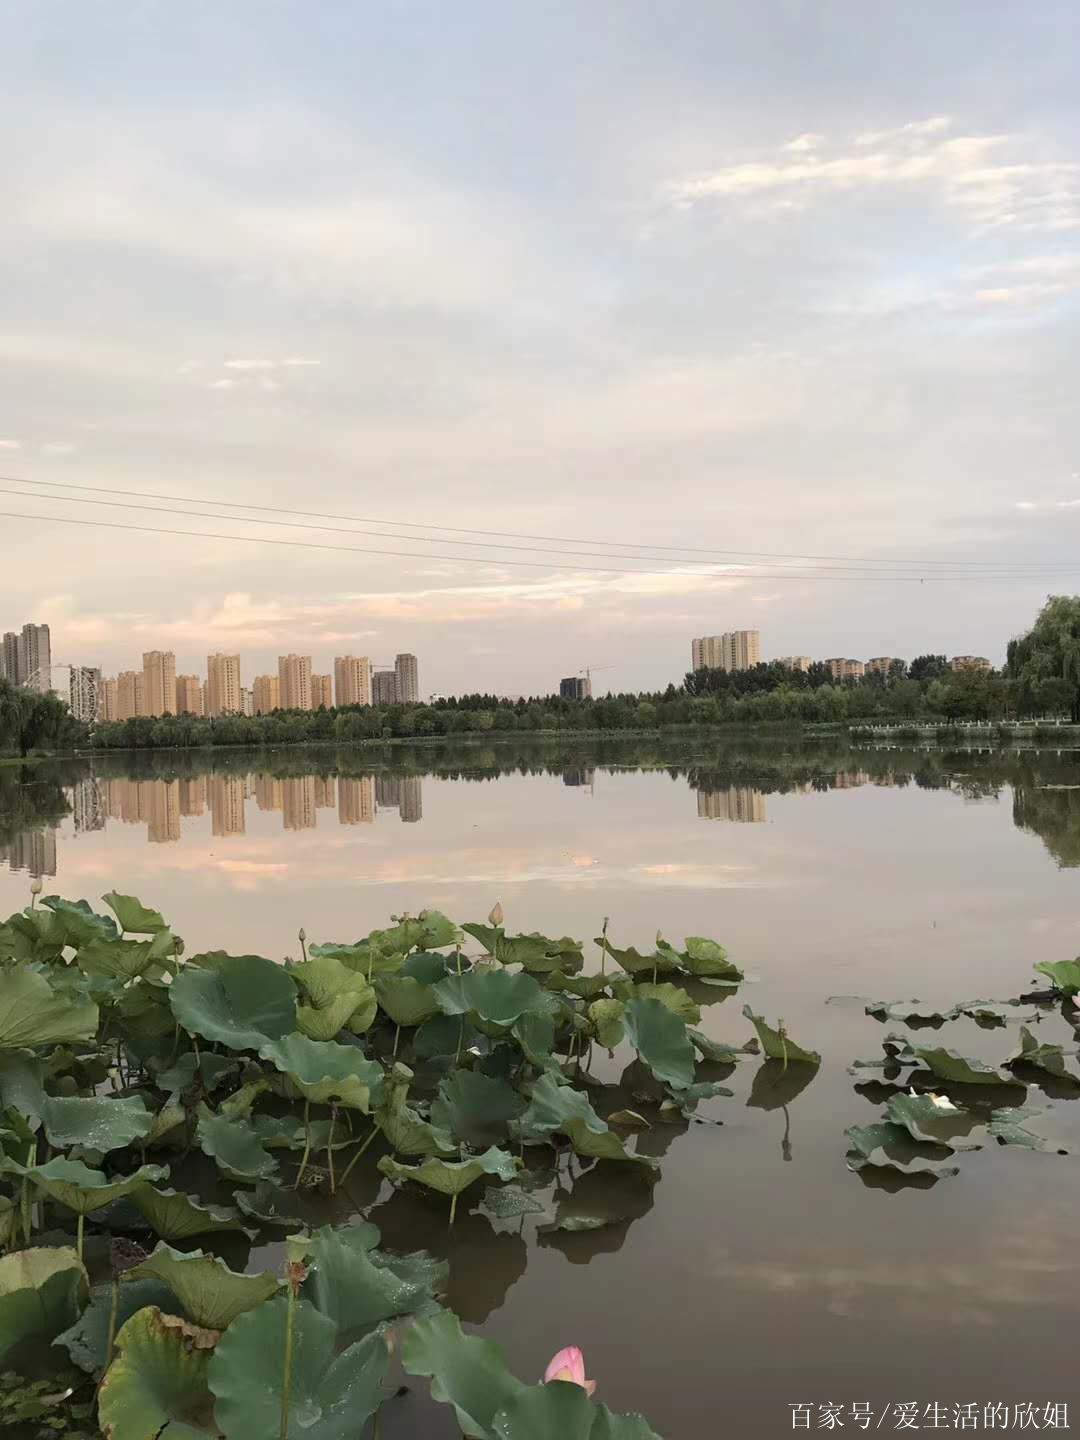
102 1278 119 1382
339 1124 378 1188
449 1191 458 1227
279 1272 298 1440
298 927 308 963
76 1212 85 1262
599 917 609 975
455 1018 464 1065
294 1101 312 1189
326 1106 337 1195
20 1141 35 1246
392 1024 401 1059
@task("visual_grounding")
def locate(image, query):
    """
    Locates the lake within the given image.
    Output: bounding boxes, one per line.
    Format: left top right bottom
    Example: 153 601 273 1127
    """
3 734 1080 1437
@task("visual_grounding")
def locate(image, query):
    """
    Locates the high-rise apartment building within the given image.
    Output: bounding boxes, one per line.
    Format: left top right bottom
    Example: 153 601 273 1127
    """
395 653 420 704
950 655 992 673
1 632 19 684
18 623 51 692
691 630 760 674
372 670 398 705
116 670 142 720
776 656 813 672
176 675 204 715
865 657 902 676
253 675 280 715
241 687 254 717
102 677 119 722
141 651 177 717
825 658 865 681
560 676 591 700
69 666 101 723
278 655 313 711
334 655 372 707
312 674 332 710
206 654 242 717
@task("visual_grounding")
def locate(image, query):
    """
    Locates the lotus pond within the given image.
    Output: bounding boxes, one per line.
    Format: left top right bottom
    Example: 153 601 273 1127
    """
1 736 1080 1438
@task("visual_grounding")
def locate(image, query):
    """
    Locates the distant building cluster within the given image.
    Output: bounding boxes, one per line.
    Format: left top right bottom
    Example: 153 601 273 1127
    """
691 630 761 673
691 633 992 680
0 621 51 693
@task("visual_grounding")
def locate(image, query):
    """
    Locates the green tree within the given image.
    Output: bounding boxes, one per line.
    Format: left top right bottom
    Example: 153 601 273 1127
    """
909 654 949 683
1006 595 1080 721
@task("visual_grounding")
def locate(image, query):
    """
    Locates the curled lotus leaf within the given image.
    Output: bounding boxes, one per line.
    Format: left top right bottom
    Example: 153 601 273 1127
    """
102 891 169 935
403 1307 525 1439
519 1075 652 1167
1006 1025 1077 1080
41 1094 155 1154
40 896 119 947
844 1122 958 1175
290 955 376 1041
988 1105 1069 1153
884 1093 983 1150
546 972 612 1000
688 1029 757 1063
1033 959 1080 997
681 936 743 982
910 1046 1012 1086
588 998 625 1049
56 1276 178 1375
127 1244 279 1330
0 1247 88 1363
621 982 700 1025
195 1105 280 1182
376 1063 456 1157
378 1146 521 1198
375 973 441 1028
434 970 548 1028
130 1186 253 1241
76 934 176 981
169 954 297 1052
258 1032 385 1111
155 1052 239 1098
624 998 696 1090
431 1069 526 1149
302 1224 445 1342
97 1306 217 1440
0 969 98 1050
594 937 679 978
0 1052 46 1123
741 1006 821 1067
28 1157 169 1215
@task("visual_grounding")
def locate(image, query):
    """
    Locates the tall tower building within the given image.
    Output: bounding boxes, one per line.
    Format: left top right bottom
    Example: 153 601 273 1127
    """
312 674 333 709
253 675 280 715
142 651 177 717
176 675 204 715
19 624 51 692
372 670 398 705
206 654 242 717
690 630 760 674
1 632 19 684
116 670 141 721
277 655 313 711
394 653 419 704
241 687 254 717
334 655 372 707
101 677 119 721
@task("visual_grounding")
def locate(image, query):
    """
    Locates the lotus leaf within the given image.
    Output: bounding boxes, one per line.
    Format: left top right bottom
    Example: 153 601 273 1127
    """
588 999 625 1049
97 1306 217 1440
519 1075 649 1166
741 1006 821 1067
375 973 440 1027
56 1276 179 1374
209 1296 387 1440
130 1186 253 1240
546 973 612 1000
377 1064 456 1156
435 970 547 1028
302 1225 444 1341
624 998 696 1090
378 1146 520 1197
431 1070 526 1148
844 1122 957 1174
622 982 700 1025
41 1094 155 1153
493 1380 664 1440
41 895 119 947
682 936 742 982
169 954 297 1051
513 1012 557 1068
911 1046 1012 1085
103 891 170 934
688 1029 756 1063
234 1181 308 1228
402 948 455 983
76 934 173 981
594 938 678 978
865 998 952 1026
1033 959 1080 996
480 1184 546 1219
414 1012 476 1059
988 1105 1069 1152
195 1105 280 1181
156 1052 239 1097
884 1093 983 1150
1006 1025 1076 1079
663 1079 734 1117
0 969 98 1050
0 1052 46 1123
0 1247 88 1362
259 1032 384 1111
127 1245 279 1329
291 955 376 1040
29 1157 168 1215
403 1308 524 1439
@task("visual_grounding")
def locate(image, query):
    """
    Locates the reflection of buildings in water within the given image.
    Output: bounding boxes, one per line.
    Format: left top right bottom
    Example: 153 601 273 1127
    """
72 777 105 834
145 781 180 844
314 776 336 810
696 787 766 823
562 768 596 788
178 777 207 817
338 776 375 825
209 776 246 837
3 827 58 877
282 776 317 831
254 776 283 813
375 773 422 823
832 771 870 789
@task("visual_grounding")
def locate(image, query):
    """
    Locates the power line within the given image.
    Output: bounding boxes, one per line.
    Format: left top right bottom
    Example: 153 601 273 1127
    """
1 508 1074 581
0 471 1057 571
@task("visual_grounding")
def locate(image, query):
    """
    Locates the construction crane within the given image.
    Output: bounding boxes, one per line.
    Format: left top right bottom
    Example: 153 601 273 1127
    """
579 665 613 696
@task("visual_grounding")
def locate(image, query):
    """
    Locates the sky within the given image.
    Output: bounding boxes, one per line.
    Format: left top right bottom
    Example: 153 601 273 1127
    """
2 1 1080 696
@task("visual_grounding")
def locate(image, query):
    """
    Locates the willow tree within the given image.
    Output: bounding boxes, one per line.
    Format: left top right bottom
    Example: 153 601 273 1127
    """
1006 596 1080 721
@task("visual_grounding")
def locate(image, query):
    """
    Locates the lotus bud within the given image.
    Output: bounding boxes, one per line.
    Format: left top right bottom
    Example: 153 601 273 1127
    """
489 901 504 928
655 930 663 949
298 927 306 942
543 1346 596 1396
29 878 43 896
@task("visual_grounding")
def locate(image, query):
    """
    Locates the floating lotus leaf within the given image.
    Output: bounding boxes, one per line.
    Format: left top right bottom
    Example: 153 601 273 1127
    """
1006 1025 1077 1079
209 1296 387 1440
622 982 700 1025
688 1029 756 1063
195 1105 279 1182
378 1146 520 1197
0 1247 88 1362
741 1006 821 1067
0 969 98 1050
435 970 548 1028
103 891 170 935
97 1306 217 1440
41 1094 155 1153
681 936 742 982
865 999 951 1026
607 1110 651 1130
844 1122 958 1175
493 1380 664 1440
480 1184 546 1220
56 1277 178 1374
302 1224 445 1342
594 938 678 978
519 1075 650 1166
1033 959 1080 996
988 1105 1069 1152
169 954 297 1051
29 1157 168 1215
911 1046 1011 1085
884 1093 983 1150
130 1186 253 1241
376 1064 456 1157
290 955 376 1041
76 933 175 981
234 1181 308 1228
0 1051 46 1123
375 974 440 1027
624 998 696 1090
127 1245 279 1330
259 1032 385 1112
403 1308 524 1439
431 1070 526 1149
155 1052 239 1097
588 999 625 1049
662 1079 734 1117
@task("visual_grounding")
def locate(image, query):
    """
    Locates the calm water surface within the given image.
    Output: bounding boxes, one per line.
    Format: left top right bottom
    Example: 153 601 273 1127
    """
3 736 1079 1436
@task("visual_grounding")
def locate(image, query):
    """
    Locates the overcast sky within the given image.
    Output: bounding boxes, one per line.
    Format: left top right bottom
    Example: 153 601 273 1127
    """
3 2 1080 695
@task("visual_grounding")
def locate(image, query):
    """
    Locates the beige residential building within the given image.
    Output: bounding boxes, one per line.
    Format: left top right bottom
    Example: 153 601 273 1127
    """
825 658 865 681
241 687 254 717
776 655 813 672
950 655 992 673
338 776 375 824
865 657 902 676
691 630 761 673
334 655 372 707
206 654 242 717
102 677 119 722
176 675 204 715
312 674 333 710
141 651 177 717
253 675 280 715
116 670 142 721
395 653 420 704
278 654 313 711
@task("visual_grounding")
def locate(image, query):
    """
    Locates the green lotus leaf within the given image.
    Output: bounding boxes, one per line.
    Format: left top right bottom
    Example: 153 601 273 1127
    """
624 982 700 1025
463 924 581 973
587 999 625 1049
130 1186 253 1240
988 1105 1069 1152
662 1080 734 1117
911 1046 1012 1085
512 1012 557 1068
378 1146 520 1198
370 911 459 954
492 1380 664 1440
431 1070 526 1149
403 1307 524 1439
97 1306 217 1440
844 1122 955 1174
376 1064 455 1157
519 1075 650 1166
480 1184 546 1220
1006 1025 1076 1079
169 954 297 1052
434 970 548 1027
259 1033 385 1112
741 1006 821 1067
102 891 170 935
0 969 98 1050
1033 959 1080 996
155 1052 239 1097
29 1157 168 1215
209 1296 387 1440
546 973 612 1000
234 1181 309 1228
402 949 454 983
115 979 176 1042
302 1224 445 1342
0 1247 88 1362
594 938 678 978
747 1060 820 1111
865 998 952 1025
682 936 742 982
688 1029 756 1063
625 998 696 1090
41 1094 155 1153
76 934 175 981
195 1105 279 1182
56 1276 178 1374
414 1012 476 1060
127 1245 279 1330
884 1093 983 1150
375 974 441 1027
0 1051 47 1123
41 895 119 947
290 955 376 1041
143 1101 187 1147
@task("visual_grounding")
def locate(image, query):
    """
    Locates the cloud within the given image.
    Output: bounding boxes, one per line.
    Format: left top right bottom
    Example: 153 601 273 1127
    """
41 442 75 454
0 439 20 450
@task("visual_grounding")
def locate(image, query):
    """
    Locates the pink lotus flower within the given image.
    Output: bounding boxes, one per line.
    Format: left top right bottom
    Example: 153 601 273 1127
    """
543 1347 596 1396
